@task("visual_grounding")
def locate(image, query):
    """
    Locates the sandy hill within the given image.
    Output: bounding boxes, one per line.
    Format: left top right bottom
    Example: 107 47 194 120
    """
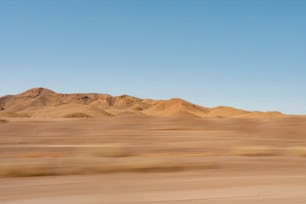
0 88 284 118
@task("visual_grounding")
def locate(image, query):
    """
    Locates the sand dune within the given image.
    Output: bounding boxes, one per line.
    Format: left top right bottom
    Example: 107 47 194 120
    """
0 87 285 118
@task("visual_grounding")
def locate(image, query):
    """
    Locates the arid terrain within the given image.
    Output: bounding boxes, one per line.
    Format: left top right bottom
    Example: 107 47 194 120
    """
1 88 306 203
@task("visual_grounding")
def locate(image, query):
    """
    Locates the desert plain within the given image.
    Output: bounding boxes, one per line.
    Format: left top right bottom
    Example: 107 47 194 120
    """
1 88 306 203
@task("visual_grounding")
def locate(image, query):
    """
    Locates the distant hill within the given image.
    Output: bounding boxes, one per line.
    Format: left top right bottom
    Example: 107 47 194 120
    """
0 88 284 118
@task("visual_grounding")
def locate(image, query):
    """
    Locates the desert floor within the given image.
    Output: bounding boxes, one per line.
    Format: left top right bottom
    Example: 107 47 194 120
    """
1 116 306 203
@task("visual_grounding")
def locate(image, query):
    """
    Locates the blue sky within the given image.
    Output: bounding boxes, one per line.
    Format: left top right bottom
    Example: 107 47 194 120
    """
0 0 305 114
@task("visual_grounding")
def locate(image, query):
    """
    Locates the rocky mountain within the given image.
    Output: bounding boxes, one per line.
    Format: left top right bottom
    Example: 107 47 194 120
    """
0 88 283 118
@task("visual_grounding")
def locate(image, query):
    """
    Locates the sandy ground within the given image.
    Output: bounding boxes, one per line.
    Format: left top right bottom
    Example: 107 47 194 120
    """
1 168 306 204
1 116 306 203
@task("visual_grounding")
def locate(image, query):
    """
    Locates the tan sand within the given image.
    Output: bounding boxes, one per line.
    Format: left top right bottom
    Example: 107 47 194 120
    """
1 88 306 203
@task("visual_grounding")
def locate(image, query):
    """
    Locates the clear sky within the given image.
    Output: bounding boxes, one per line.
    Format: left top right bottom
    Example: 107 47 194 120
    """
0 0 305 114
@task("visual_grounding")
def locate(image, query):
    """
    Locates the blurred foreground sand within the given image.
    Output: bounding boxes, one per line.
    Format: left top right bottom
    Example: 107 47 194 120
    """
1 116 306 203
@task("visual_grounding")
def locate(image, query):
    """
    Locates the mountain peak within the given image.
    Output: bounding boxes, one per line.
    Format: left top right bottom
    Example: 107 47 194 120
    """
20 87 56 97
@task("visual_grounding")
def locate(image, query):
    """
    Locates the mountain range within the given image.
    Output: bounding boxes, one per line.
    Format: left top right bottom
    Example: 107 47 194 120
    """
0 88 284 118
